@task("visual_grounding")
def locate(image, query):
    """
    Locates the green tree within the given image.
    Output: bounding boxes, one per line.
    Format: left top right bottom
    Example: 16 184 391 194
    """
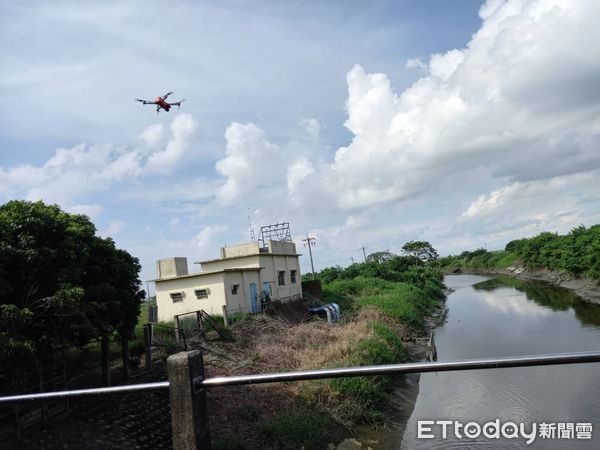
366 251 396 263
0 200 143 391
401 241 439 262
83 236 143 382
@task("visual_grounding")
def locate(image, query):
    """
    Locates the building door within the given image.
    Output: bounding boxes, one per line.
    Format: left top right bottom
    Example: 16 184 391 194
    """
250 283 258 313
262 282 272 301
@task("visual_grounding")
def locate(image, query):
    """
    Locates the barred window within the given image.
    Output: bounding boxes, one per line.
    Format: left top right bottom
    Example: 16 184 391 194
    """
278 271 286 286
195 289 209 299
170 292 183 302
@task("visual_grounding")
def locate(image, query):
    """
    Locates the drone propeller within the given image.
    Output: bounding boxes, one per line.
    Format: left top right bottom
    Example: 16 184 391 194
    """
135 98 145 103
162 91 174 100
177 99 186 109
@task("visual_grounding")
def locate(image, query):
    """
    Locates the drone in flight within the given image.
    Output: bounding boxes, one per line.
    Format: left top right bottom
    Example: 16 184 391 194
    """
135 91 185 114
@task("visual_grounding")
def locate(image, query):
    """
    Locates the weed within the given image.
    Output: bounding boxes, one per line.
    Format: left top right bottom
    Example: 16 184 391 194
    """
213 434 247 450
257 410 340 450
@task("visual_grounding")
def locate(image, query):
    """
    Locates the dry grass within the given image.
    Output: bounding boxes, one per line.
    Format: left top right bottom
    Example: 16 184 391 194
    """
197 305 414 443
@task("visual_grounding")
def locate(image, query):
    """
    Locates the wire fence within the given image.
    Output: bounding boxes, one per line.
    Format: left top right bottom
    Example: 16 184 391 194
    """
2 351 599 401
1 351 599 449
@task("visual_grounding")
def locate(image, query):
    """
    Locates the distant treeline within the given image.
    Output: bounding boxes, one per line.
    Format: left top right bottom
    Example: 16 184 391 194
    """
440 225 600 280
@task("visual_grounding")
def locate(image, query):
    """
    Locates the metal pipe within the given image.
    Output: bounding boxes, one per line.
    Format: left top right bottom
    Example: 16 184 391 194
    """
200 351 600 387
1 352 599 403
0 381 170 403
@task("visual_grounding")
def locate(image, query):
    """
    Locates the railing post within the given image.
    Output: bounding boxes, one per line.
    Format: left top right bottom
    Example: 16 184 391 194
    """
197 310 203 332
222 305 228 327
167 351 211 449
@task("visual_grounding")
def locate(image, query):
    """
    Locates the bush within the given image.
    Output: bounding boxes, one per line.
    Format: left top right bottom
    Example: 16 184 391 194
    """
213 434 247 450
257 410 339 450
328 322 408 421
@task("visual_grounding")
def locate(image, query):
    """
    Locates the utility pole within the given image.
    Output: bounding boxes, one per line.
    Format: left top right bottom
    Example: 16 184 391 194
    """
302 233 317 279
361 244 367 262
351 256 355 264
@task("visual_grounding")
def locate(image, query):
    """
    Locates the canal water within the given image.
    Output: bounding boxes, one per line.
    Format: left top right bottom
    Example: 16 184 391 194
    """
400 274 600 449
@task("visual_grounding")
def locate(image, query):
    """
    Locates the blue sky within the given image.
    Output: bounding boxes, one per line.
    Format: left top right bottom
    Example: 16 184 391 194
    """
2 0 600 292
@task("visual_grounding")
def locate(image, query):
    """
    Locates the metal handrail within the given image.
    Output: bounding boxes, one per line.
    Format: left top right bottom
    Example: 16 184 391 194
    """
1 351 599 403
0 381 170 403
200 351 600 387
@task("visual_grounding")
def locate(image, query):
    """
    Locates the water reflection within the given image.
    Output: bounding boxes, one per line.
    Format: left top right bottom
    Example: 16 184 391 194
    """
400 275 600 449
473 276 600 327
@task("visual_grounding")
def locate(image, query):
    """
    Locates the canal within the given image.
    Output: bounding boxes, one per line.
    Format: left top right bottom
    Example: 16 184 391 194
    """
400 274 600 449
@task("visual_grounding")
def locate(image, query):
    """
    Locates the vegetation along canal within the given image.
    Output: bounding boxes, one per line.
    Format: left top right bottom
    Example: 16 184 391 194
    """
400 274 600 449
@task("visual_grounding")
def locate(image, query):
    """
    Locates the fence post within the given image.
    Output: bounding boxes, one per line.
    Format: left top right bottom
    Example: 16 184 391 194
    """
144 324 152 370
222 305 228 327
167 351 211 449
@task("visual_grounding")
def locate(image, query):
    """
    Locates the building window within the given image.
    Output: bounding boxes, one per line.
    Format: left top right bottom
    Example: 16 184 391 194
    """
290 270 297 284
170 292 183 303
194 289 209 299
278 271 286 286
231 284 239 295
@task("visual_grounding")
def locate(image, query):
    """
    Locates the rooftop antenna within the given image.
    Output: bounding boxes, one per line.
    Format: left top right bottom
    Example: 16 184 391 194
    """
258 222 292 249
248 208 256 242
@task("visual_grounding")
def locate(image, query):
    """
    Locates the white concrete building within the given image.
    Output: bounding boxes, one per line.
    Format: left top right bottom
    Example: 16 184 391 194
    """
154 240 303 323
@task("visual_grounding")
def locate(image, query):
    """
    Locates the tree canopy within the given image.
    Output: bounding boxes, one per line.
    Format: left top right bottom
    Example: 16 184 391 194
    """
366 251 396 263
401 240 439 261
0 200 143 391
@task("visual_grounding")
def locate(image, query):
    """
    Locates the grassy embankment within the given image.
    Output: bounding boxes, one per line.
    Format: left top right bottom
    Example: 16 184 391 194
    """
440 224 600 280
209 258 445 449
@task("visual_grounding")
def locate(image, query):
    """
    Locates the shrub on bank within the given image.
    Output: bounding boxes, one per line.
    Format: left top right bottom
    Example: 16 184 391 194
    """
439 225 600 280
328 321 409 419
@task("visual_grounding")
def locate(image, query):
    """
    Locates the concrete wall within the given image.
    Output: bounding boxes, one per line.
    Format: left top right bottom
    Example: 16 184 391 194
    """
223 271 260 312
267 240 297 255
156 273 227 321
220 242 260 258
199 255 260 273
157 257 189 279
257 254 302 299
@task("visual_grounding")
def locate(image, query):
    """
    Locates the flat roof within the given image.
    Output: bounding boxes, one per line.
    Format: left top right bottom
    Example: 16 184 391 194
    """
151 267 262 283
195 252 302 265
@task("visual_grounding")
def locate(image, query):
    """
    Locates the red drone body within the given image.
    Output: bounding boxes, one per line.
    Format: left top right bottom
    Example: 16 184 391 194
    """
135 91 185 114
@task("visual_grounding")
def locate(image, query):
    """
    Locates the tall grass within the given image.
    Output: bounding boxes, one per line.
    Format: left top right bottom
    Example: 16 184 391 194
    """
324 276 439 332
313 275 443 423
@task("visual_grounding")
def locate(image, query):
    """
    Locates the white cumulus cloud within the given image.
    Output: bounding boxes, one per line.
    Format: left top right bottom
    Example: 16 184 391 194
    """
145 114 198 174
298 118 321 140
0 114 200 208
215 122 286 204
321 0 600 212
